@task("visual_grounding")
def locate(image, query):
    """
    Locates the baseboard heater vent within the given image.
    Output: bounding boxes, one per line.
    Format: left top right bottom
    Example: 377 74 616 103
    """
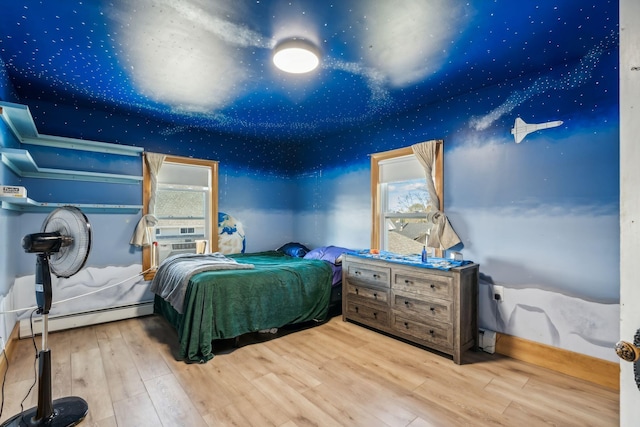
19 301 155 338
479 328 497 354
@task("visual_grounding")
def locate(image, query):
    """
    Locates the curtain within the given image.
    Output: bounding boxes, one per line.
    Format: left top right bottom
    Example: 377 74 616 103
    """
129 214 158 247
145 152 166 215
130 152 165 247
411 140 440 210
411 140 461 250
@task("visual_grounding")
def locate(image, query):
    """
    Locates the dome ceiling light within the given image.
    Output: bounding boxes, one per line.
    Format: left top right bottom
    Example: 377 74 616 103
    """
272 38 320 74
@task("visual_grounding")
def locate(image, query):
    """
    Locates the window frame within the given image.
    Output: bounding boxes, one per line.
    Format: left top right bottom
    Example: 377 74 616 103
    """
142 154 218 280
370 142 443 251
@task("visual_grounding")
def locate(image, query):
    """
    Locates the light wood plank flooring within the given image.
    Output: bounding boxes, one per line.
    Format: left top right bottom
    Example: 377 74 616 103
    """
0 315 618 426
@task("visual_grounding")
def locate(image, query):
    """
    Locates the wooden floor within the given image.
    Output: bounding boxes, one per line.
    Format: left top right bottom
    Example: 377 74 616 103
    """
0 314 619 427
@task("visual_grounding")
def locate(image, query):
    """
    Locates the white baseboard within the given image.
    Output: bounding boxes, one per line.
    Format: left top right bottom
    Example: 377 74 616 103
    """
19 301 155 338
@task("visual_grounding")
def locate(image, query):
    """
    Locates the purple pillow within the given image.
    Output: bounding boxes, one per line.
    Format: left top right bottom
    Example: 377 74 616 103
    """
303 246 350 265
304 246 351 287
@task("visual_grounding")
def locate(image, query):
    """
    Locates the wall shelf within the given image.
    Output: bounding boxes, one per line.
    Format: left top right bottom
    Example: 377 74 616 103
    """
0 101 144 214
0 101 143 156
1 148 142 184
0 196 142 214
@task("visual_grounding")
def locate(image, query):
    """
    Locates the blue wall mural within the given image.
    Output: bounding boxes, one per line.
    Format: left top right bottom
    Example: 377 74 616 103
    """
0 1 618 162
290 27 619 361
305 34 620 298
0 0 620 361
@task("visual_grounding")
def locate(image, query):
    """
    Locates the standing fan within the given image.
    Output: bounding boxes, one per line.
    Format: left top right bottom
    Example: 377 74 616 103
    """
2 206 91 427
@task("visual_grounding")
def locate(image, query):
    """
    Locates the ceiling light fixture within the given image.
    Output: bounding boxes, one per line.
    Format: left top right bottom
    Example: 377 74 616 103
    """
272 38 320 74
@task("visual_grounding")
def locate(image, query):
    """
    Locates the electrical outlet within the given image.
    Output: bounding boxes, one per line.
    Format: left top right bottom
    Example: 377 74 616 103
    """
493 285 504 302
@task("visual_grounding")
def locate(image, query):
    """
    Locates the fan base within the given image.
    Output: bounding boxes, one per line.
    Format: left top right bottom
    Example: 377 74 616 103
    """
0 396 88 427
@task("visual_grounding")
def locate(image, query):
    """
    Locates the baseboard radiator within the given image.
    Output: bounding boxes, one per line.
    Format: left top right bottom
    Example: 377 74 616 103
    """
19 301 155 338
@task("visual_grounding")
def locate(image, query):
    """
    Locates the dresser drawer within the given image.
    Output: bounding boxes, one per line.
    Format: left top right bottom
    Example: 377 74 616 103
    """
346 283 389 304
392 267 453 300
391 314 453 350
345 262 391 288
391 291 452 324
345 301 389 328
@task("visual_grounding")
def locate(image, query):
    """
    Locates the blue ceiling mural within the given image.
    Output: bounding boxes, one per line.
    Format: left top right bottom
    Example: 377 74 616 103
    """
0 0 618 175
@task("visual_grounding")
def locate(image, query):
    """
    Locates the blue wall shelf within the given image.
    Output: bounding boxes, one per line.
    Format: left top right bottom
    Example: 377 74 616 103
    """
0 101 143 156
1 101 144 213
0 196 142 213
1 148 142 184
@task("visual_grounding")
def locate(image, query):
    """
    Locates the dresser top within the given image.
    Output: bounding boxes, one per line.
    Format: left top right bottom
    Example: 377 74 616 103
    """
345 251 477 272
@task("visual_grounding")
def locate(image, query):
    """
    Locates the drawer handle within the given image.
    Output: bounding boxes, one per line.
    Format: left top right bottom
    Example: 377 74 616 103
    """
404 322 409 329
373 312 378 319
355 288 359 295
404 300 410 306
373 293 378 299
373 274 380 279
430 307 435 312
355 306 359 313
404 279 413 284
429 329 435 335
430 284 435 289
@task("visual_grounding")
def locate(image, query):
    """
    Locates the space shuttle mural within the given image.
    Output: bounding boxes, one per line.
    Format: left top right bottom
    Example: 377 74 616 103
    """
511 117 563 143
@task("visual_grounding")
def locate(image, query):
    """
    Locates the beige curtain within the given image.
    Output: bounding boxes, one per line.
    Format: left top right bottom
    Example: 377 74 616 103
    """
411 140 461 250
130 152 165 247
145 152 166 215
129 214 158 247
411 140 440 210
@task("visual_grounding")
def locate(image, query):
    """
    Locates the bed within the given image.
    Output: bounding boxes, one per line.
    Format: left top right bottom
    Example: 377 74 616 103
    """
152 249 341 363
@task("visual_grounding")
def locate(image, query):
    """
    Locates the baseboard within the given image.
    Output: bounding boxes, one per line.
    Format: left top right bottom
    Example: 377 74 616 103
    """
0 323 20 378
495 332 619 390
19 302 155 338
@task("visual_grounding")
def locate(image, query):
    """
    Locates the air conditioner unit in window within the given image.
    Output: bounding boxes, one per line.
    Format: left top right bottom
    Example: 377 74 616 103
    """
155 226 204 238
154 224 206 264
157 241 197 264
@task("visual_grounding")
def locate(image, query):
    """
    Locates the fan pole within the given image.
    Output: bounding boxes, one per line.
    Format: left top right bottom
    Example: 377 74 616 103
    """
0 254 88 427
34 253 54 422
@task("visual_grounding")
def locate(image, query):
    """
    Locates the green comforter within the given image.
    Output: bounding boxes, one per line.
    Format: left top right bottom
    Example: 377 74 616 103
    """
154 251 332 363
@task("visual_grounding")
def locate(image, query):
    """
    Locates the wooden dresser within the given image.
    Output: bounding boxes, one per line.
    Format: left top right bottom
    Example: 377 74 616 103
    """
341 253 479 364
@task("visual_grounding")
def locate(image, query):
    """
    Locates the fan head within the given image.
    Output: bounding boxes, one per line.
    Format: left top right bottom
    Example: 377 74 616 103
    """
22 206 92 278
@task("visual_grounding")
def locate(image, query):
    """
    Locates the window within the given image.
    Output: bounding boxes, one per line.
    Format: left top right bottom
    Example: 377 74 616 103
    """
155 162 209 242
142 154 218 279
371 143 443 254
